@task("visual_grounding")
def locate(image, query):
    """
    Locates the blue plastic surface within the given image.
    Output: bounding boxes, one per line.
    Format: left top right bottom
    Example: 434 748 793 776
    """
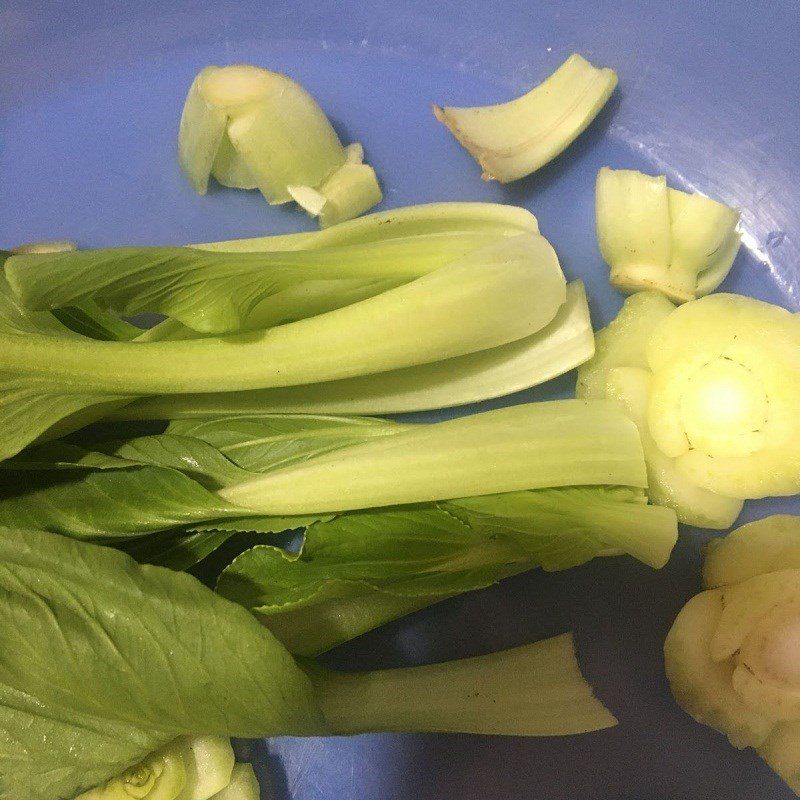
1 2 799 798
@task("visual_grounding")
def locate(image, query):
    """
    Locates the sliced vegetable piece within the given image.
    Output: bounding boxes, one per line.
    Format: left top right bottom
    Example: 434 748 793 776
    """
666 519 800 791
434 54 617 182
596 168 672 294
76 742 187 800
312 633 617 735
668 187 741 296
704 516 800 588
647 293 800 498
664 588 775 749
577 291 742 527
116 280 594 418
576 291 675 400
178 64 380 221
596 167 741 302
290 161 383 228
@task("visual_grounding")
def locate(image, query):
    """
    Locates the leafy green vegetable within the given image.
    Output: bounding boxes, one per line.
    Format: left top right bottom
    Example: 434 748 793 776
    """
0 234 565 460
2 525 618 800
434 54 617 182
218 486 677 655
0 401 648 543
0 526 325 800
7 227 563 335
115 280 594 418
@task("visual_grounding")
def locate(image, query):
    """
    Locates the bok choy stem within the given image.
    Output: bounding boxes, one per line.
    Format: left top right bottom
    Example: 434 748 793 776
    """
310 633 617 735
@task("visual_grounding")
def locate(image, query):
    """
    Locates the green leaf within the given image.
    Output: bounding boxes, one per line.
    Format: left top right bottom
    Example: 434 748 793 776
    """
0 464 241 539
217 487 677 655
0 235 564 460
166 413 404 472
0 416 361 541
0 526 325 800
216 507 528 609
117 527 240 570
5 233 519 334
98 434 253 488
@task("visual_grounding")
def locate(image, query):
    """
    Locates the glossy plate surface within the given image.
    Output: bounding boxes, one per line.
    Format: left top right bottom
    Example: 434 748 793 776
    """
1 2 798 797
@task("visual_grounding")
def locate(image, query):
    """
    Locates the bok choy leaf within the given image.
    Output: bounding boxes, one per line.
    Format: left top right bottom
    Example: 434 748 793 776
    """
115 280 594 418
217 487 677 655
0 234 564 460
3 525 616 800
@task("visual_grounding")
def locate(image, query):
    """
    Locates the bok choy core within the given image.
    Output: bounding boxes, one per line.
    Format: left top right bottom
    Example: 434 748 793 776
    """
576 290 800 527
4 525 615 800
595 167 741 302
0 230 567 460
76 737 236 800
665 516 800 794
178 65 382 224
433 54 617 182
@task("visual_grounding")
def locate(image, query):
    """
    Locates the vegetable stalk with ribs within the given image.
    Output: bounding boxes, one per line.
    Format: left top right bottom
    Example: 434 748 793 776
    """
434 54 617 182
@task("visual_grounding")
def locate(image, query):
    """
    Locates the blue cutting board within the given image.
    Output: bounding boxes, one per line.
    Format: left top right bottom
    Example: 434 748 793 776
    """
1 1 798 797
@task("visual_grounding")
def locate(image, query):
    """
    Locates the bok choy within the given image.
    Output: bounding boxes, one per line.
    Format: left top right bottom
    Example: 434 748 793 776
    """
666 515 800 793
595 167 741 302
577 292 747 528
0 401 652 536
0 233 566 460
0 406 677 654
434 54 617 182
4 525 615 800
114 281 594 418
178 65 381 224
